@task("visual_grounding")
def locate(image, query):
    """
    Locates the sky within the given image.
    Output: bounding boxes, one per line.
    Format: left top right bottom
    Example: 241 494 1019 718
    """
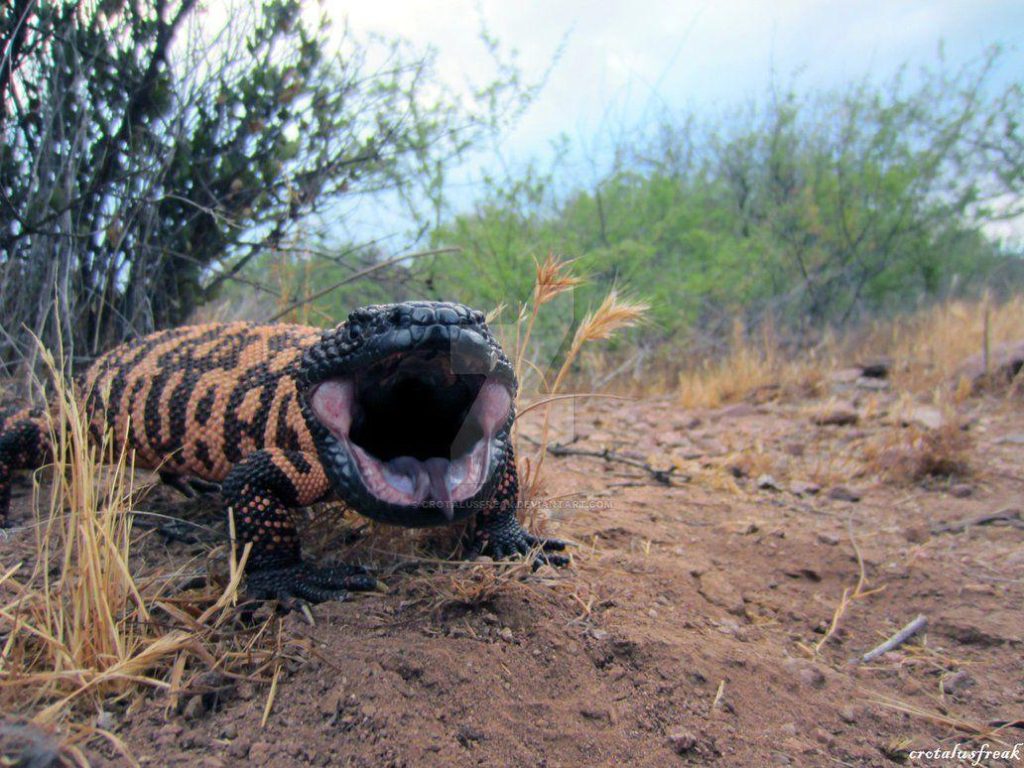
336 0 1023 160
316 0 1024 243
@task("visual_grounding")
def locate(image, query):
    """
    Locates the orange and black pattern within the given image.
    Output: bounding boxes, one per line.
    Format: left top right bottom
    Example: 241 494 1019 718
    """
0 317 566 602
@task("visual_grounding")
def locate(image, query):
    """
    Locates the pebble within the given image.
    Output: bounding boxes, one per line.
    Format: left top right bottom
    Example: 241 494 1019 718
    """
813 405 859 426
828 486 862 502
791 480 821 496
855 377 889 391
248 742 273 763
182 695 205 720
757 474 781 491
95 710 117 731
903 524 930 544
667 729 698 754
838 706 858 724
950 483 973 498
816 532 840 546
905 405 946 431
799 666 826 688
497 627 514 643
227 739 251 759
941 670 976 695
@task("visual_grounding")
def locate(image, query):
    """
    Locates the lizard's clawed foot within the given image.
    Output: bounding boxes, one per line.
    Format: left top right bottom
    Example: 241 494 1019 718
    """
245 562 377 604
468 527 571 569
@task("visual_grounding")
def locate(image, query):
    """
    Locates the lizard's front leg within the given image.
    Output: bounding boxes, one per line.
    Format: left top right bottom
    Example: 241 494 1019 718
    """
222 449 376 603
466 444 570 568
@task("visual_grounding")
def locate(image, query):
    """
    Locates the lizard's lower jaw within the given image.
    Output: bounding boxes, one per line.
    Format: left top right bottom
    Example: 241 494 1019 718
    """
309 356 512 526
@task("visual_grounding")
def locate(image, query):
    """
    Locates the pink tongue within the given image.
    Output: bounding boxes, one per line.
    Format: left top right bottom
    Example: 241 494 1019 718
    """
424 458 453 521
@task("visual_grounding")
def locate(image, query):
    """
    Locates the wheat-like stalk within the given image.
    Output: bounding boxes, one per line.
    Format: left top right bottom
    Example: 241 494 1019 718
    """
514 253 582 382
529 289 647 496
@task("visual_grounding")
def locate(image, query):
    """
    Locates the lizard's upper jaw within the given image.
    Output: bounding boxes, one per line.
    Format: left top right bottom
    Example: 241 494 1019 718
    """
308 331 514 527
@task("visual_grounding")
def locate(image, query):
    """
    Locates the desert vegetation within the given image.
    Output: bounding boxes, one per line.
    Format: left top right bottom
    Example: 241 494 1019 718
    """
1 1 1022 765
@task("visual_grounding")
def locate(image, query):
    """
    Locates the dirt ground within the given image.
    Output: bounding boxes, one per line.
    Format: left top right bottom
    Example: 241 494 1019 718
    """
4 375 1024 767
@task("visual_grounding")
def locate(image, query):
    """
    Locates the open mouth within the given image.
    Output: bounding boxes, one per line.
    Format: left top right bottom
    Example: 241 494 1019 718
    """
309 348 512 519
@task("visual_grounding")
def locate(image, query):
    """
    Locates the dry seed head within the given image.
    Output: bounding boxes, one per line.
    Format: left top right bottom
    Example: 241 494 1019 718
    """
571 290 648 347
533 253 581 307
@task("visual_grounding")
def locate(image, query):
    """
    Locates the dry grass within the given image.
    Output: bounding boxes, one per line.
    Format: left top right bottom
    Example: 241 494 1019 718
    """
675 295 1024 408
0 347 297 759
677 318 829 409
861 293 1024 393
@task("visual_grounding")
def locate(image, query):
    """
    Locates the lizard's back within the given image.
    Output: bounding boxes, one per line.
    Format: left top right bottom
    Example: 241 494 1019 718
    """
81 322 321 481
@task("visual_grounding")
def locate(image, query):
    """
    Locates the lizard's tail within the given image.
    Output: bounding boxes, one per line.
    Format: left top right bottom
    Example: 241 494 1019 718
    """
0 406 50 527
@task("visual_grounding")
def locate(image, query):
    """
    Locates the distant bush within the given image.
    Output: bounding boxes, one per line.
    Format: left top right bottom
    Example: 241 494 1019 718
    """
430 48 1024 370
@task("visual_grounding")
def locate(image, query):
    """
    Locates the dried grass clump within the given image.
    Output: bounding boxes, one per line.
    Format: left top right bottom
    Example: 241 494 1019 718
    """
0 346 292 756
677 319 829 409
855 294 1024 393
863 422 972 484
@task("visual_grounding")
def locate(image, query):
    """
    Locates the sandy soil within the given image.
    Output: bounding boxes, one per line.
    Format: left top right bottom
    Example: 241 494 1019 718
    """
4 377 1023 767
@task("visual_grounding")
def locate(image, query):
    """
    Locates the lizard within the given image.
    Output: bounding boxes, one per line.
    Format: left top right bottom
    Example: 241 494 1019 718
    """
0 301 568 602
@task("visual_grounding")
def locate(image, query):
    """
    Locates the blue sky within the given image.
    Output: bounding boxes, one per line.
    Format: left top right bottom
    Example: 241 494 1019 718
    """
338 0 1022 159
322 1 1024 243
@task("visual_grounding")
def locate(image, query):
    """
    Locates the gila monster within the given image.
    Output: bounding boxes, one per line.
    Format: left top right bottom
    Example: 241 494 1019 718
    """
0 302 567 602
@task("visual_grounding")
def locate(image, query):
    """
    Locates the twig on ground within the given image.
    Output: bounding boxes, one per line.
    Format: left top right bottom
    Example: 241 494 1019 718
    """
544 442 688 486
930 508 1023 535
851 614 928 665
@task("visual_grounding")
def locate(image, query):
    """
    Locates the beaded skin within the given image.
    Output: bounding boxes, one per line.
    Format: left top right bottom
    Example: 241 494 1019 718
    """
0 303 566 602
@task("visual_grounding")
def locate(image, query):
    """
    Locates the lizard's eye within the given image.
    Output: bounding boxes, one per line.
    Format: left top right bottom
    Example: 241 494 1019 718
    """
308 337 513 524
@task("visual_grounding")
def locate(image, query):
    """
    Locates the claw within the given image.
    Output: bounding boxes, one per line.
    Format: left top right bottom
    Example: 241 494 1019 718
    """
245 562 378 605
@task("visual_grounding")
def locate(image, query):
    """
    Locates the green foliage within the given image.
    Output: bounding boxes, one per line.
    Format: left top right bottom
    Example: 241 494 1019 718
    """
431 48 1023 357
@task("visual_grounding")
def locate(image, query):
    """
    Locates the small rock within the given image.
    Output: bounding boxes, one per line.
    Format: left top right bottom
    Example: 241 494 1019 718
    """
785 659 826 688
648 609 659 619
827 485 861 502
95 710 117 731
480 611 498 625
859 359 891 378
236 682 256 700
227 739 251 759
220 723 239 740
456 724 485 745
497 627 514 643
829 368 863 384
838 706 858 724
941 670 976 695
182 695 205 720
156 723 183 742
950 483 973 498
667 729 698 754
697 571 746 615
816 532 840 546
714 402 758 420
799 666 826 688
905 405 946 431
580 707 614 723
813 405 859 426
791 480 821 497
589 628 609 641
855 376 889 391
248 742 273 763
757 474 781 491
903 524 929 544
